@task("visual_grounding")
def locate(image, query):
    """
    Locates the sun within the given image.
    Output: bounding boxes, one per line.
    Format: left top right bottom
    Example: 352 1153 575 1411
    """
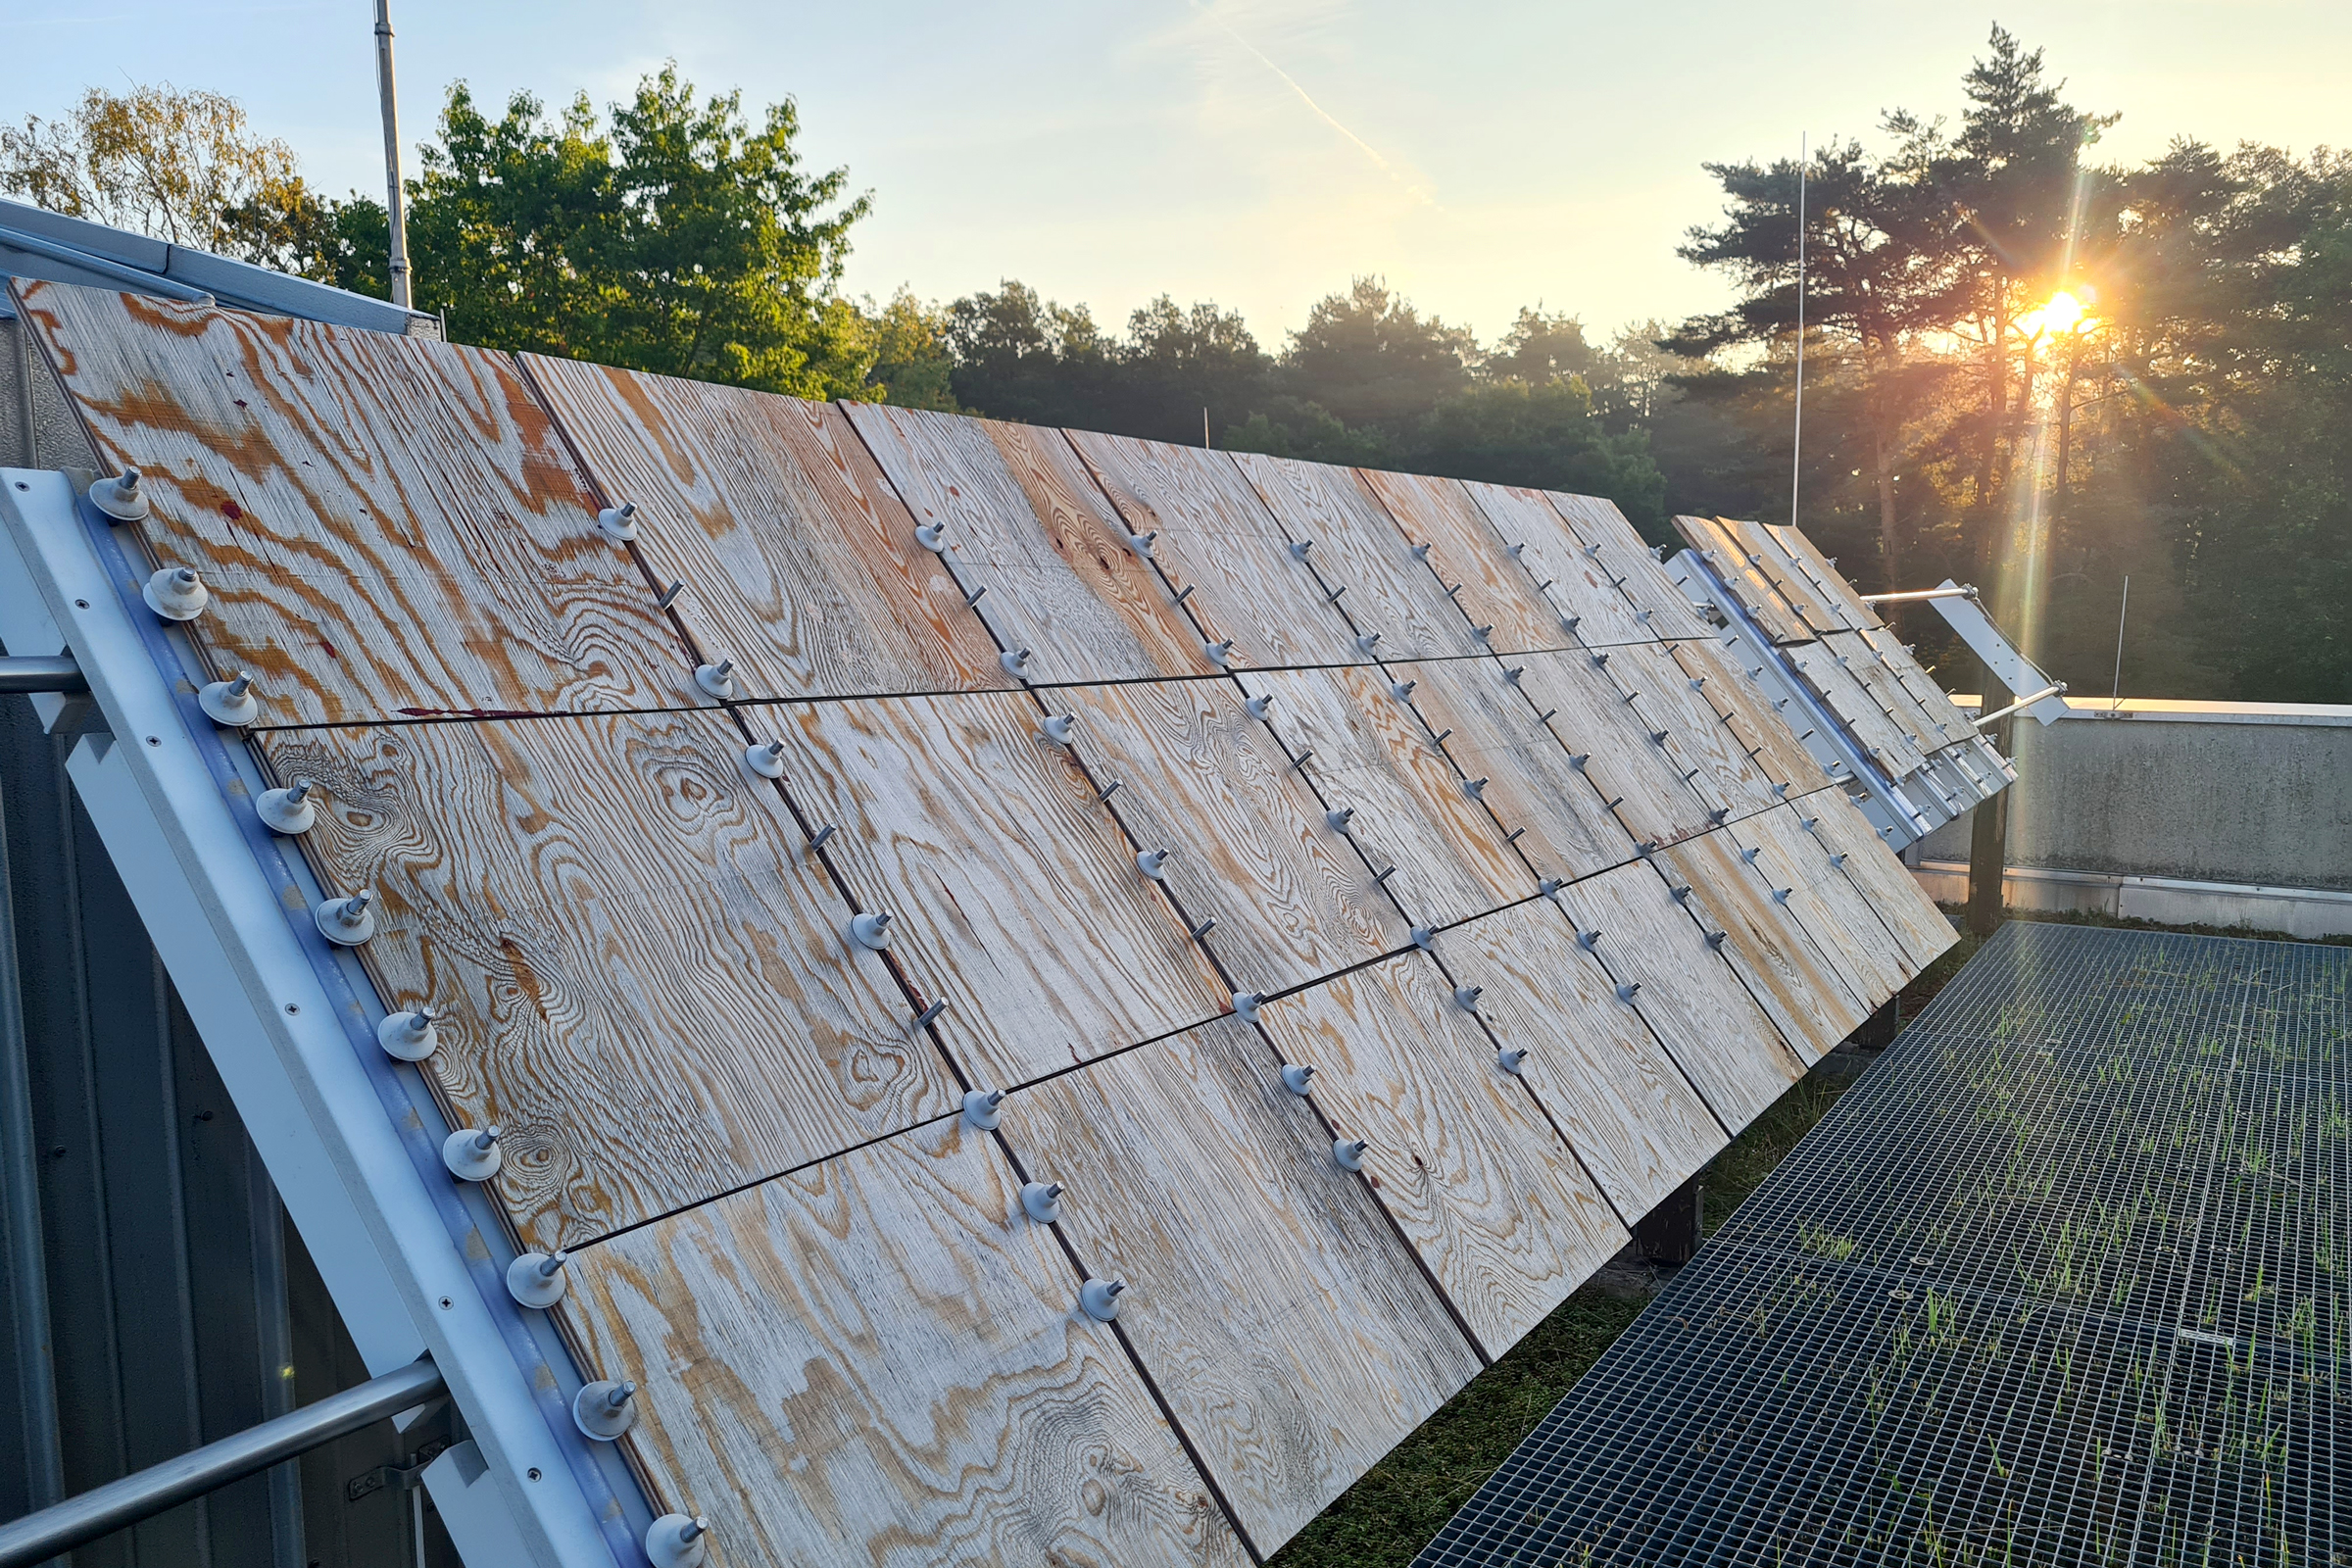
2019 289 2091 338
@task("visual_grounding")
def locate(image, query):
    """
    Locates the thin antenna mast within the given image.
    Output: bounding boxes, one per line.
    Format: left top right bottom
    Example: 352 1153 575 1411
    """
2109 574 2130 710
374 0 413 309
1789 131 1806 527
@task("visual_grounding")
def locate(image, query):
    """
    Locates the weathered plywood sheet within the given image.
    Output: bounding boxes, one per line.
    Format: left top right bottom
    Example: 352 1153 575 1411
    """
1857 624 1981 747
1726 804 1911 1004
1241 666 1528 926
1766 521 1883 630
566 1115 1249 1568
1007 1019 1479 1552
1671 515 1811 645
522 354 1010 700
1784 638 1931 778
762 691 1228 1088
1455 482 1652 647
260 710 958 1248
841 403 1172 683
1665 635 1836 797
1716 515 1845 635
1508 651 1714 848
1057 679 1411 997
1603 642 1781 822
1824 628 1952 757
1552 861 1806 1132
1066 430 1362 669
1357 469 1560 654
1254 950 1626 1356
21 281 696 725
1656 824 1871 1062
1544 491 1715 640
1801 794 1957 971
1440 901 1727 1216
1396 658 1639 884
1228 452 1483 660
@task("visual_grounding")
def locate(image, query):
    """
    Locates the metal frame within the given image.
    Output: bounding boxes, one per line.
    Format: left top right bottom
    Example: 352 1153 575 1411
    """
0 468 653 1566
1925 579 2070 726
1666 549 2020 851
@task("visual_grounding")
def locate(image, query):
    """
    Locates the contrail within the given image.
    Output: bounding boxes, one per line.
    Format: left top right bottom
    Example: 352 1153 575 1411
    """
1190 2 1437 206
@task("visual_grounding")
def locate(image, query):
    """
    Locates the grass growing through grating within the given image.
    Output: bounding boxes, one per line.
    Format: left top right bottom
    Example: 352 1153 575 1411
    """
1272 906 2333 1568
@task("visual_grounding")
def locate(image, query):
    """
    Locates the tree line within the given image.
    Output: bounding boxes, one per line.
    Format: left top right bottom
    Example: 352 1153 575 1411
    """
4 29 2345 702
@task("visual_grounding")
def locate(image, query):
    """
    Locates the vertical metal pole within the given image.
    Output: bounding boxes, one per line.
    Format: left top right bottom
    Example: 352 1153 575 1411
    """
1966 671 2012 936
1202 407 1210 449
1789 132 1806 528
2108 574 2130 711
246 1163 303 1568
373 0 414 310
0 760 66 1531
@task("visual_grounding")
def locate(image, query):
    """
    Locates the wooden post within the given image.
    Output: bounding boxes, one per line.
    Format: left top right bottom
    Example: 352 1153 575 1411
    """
1966 665 2013 935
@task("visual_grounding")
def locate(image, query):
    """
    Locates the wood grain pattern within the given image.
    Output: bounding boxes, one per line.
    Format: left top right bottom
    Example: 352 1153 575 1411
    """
841 402 1172 683
522 354 1010 700
1228 451 1483 660
1716 515 1845 635
1655 821 1872 1062
1253 950 1627 1355
1797 793 1957 971
1664 636 1836 797
1543 491 1715 639
1438 900 1727 1217
1670 515 1812 645
1857 624 1981 747
1784 639 1932 778
1005 1018 1480 1552
1551 860 1807 1133
1392 657 1640 884
1723 804 1911 1004
1057 679 1412 997
1506 651 1715 848
1456 482 1653 647
1766 521 1883 630
1065 430 1363 669
259 710 958 1249
1602 642 1782 822
21 281 697 724
760 690 1229 1088
1824 629 1953 756
1355 469 1561 654
1241 666 1531 927
565 1114 1249 1568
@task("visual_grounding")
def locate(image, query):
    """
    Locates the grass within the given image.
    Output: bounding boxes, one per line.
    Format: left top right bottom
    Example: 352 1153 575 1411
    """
1266 906 2330 1566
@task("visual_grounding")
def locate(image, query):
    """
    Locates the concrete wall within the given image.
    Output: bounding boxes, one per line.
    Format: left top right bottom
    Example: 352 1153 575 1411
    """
1910 697 2352 936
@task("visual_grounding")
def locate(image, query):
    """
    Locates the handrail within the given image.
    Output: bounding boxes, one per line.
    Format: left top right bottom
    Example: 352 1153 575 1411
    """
0 1358 445 1567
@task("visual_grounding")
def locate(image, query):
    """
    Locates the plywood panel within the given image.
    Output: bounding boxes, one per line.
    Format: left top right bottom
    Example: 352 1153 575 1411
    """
1843 626 1978 753
841 402 1171 682
1356 469 1560 654
1253 950 1627 1354
1057 679 1411 997
1726 804 1910 1004
1228 451 1482 660
20 281 696 725
1604 642 1782 822
1671 515 1811 645
1824 629 1952 756
260 710 958 1248
1801 793 1958 971
1863 625 1981 747
1007 1019 1480 1552
565 1115 1249 1568
1716 515 1845 635
1765 520 1884 629
762 690 1229 1088
1066 430 1363 669
1396 657 1639 884
1785 639 1931 778
1551 860 1806 1132
1240 666 1529 926
1656 825 1872 1063
1508 650 1714 847
522 353 1010 700
1544 491 1715 639
1458 481 1653 647
1439 901 1727 1216
1665 636 1837 797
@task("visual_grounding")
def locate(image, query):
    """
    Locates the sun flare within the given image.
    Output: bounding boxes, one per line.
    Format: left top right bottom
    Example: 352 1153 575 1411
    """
2019 289 2091 338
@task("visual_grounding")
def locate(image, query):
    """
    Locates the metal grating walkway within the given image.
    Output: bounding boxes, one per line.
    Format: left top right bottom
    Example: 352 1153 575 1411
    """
1416 921 2348 1567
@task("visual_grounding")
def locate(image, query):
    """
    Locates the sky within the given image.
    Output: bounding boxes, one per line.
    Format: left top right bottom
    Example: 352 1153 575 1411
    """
10 1 2348 350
